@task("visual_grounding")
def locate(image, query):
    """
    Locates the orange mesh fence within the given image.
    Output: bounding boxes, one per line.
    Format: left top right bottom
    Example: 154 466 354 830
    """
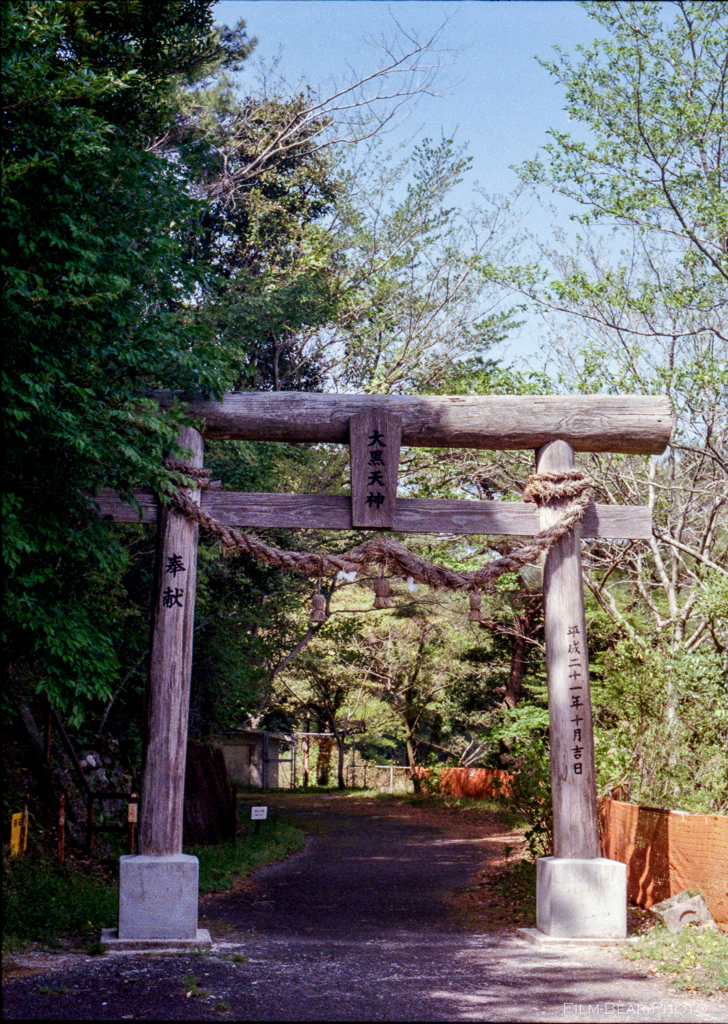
599 798 728 931
413 772 726 928
437 768 513 800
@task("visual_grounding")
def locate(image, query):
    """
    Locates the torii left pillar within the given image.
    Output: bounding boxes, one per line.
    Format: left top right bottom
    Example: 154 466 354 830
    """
104 427 210 948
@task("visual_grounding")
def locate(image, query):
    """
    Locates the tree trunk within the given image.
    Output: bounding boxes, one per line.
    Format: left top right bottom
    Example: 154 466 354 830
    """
302 713 311 788
316 737 333 786
504 595 541 708
404 721 422 793
336 734 346 790
499 595 542 767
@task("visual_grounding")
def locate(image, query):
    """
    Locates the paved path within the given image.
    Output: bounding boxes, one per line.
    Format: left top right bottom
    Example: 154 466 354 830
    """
3 797 726 1022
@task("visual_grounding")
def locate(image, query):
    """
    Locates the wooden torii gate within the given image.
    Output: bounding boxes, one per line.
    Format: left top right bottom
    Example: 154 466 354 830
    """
98 392 672 946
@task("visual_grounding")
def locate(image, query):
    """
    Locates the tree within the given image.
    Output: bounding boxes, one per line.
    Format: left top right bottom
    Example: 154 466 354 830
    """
2 1 240 721
149 13 460 395
506 0 727 651
483 0 728 809
166 82 343 393
523 1 727 281
170 13 455 206
322 139 522 395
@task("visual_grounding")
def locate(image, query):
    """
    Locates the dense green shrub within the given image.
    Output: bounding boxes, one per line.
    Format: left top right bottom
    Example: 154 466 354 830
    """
2 854 118 948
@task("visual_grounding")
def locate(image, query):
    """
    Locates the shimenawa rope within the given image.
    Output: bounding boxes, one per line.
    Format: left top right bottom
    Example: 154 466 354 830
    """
164 463 592 593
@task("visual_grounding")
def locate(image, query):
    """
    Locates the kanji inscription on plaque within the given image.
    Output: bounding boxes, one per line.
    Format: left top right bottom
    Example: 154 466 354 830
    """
350 411 402 529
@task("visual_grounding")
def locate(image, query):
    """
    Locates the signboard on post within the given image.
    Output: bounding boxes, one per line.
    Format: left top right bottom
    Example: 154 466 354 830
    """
251 806 268 834
350 411 402 529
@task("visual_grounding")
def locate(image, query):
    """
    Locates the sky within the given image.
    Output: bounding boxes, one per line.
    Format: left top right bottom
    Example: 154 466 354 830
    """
210 1 609 363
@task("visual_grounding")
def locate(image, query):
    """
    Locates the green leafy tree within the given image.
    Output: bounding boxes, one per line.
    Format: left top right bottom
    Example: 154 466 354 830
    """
2 1 238 721
505 0 727 655
314 138 523 395
485 0 728 810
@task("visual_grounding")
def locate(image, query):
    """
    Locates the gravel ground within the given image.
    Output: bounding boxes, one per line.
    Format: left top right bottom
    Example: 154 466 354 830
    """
3 795 727 1022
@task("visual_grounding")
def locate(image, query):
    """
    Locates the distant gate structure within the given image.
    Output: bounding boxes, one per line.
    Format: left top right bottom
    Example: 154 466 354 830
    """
98 392 672 945
214 729 297 790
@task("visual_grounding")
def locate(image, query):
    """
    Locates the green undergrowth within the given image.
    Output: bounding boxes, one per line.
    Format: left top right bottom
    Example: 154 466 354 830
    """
622 925 728 995
2 815 306 950
1 853 118 950
495 857 538 927
187 816 306 893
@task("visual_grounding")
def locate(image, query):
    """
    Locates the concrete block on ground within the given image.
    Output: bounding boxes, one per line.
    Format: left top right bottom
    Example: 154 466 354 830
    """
536 856 627 939
118 854 199 940
101 927 212 951
650 891 715 934
518 927 634 946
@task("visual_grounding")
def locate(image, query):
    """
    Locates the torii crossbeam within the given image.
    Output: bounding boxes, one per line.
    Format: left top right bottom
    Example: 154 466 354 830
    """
98 393 672 948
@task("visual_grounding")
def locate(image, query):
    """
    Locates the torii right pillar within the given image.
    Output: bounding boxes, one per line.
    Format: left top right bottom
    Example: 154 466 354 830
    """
532 440 626 941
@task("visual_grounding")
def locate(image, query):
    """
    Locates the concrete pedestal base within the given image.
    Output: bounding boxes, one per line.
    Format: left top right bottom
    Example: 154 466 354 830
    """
517 928 634 947
536 857 626 939
101 927 212 951
118 854 199 940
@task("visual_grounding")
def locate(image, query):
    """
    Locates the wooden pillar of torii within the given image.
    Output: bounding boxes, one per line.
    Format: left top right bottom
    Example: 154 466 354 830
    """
98 393 672 943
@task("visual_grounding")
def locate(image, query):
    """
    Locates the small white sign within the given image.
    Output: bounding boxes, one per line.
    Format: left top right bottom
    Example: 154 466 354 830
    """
251 806 268 821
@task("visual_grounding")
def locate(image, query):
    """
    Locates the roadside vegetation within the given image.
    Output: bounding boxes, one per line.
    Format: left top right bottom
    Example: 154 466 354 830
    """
2 852 118 952
2 814 304 951
622 926 728 996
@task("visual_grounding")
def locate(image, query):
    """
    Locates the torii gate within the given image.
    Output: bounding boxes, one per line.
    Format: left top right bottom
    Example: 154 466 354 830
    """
98 392 672 947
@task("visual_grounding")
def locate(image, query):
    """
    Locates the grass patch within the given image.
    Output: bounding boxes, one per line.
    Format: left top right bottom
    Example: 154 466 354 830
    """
2 814 306 948
494 857 537 927
2 853 118 950
186 816 305 894
622 925 728 995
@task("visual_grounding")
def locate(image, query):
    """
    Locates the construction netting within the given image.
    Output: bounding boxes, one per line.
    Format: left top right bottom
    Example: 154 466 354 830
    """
421 773 727 930
599 798 728 931
437 767 514 800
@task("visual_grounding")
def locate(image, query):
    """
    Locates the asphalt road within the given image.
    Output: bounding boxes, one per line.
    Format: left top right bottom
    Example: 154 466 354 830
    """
3 797 726 1022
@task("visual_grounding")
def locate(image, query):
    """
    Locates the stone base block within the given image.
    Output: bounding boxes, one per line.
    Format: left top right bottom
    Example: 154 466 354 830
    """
101 928 212 951
119 854 199 940
518 928 635 946
536 857 626 939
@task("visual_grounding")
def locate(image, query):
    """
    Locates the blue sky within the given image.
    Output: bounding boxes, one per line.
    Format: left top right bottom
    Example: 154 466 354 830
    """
210 2 610 363
212 2 601 196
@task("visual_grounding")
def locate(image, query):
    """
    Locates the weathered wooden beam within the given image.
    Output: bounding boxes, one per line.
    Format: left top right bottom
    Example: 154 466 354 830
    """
150 391 673 454
94 489 652 539
538 440 600 860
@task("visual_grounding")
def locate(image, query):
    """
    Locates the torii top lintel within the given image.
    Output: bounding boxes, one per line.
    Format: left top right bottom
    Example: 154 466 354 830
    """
152 392 673 456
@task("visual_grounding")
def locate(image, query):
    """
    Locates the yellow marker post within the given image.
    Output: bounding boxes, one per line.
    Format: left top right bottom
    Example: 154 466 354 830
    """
10 813 22 856
20 803 28 853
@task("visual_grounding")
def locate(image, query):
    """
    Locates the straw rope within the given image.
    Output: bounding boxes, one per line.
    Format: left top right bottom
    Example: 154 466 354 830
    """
165 465 592 593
